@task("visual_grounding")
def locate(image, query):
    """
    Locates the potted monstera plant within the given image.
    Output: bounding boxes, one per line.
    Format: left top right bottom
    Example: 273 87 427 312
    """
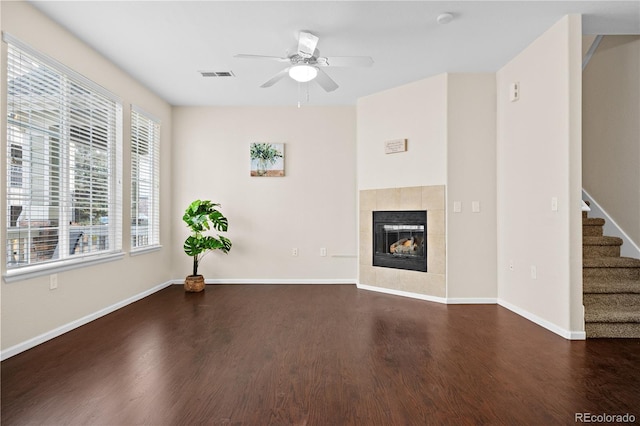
182 199 232 292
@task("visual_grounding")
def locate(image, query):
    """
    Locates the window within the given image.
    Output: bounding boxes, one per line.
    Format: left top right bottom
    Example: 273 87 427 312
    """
130 107 160 249
9 143 23 187
5 34 122 277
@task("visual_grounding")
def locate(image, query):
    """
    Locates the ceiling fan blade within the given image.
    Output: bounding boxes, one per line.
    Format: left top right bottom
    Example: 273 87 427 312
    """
235 54 290 63
314 68 339 92
298 31 319 58
322 56 374 67
260 68 290 88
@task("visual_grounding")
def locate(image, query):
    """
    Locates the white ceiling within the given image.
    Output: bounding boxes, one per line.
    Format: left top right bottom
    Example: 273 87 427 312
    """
29 1 640 106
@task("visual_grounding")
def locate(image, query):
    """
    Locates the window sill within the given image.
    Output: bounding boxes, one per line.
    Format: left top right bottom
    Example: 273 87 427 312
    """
3 252 125 284
130 245 162 257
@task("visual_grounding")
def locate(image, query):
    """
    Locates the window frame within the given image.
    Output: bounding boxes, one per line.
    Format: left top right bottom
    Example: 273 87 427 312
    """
4 33 124 283
130 106 161 252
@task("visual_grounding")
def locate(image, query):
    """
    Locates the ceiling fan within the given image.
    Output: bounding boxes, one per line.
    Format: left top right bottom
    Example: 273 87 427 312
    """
234 31 373 92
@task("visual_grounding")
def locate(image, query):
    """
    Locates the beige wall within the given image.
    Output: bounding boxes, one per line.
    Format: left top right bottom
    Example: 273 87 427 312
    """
583 35 640 247
357 74 448 190
496 15 583 336
1 2 174 351
446 74 497 300
171 106 357 281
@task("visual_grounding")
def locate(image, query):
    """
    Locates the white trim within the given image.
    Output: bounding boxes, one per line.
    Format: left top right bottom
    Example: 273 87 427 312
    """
582 34 604 71
171 278 358 285
0 280 174 361
446 297 498 304
356 283 448 304
498 299 586 340
129 245 162 257
357 284 497 305
3 252 125 283
131 104 162 125
582 189 640 258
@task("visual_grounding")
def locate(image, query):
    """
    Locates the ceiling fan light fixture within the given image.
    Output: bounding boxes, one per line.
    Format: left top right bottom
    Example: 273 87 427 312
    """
289 64 318 82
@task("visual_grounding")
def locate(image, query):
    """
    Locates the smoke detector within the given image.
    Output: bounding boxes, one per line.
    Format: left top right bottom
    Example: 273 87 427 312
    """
437 13 454 25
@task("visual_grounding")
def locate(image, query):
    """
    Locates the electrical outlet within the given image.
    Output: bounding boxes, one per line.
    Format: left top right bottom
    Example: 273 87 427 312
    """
49 274 58 290
509 260 514 271
320 248 327 257
531 266 537 279
292 248 299 257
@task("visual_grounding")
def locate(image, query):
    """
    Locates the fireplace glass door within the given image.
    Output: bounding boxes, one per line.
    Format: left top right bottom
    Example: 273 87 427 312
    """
373 210 427 272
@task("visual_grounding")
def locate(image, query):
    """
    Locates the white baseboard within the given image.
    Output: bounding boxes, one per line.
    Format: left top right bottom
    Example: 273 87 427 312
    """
171 278 358 285
446 297 498 304
582 189 640 259
498 298 586 340
356 283 448 304
357 283 499 305
357 284 585 340
0 280 174 361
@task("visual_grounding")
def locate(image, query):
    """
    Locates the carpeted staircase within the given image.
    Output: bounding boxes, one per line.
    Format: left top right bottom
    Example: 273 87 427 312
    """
583 206 640 338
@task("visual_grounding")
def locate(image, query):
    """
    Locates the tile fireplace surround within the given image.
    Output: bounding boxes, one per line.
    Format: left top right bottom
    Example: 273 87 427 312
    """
359 185 446 298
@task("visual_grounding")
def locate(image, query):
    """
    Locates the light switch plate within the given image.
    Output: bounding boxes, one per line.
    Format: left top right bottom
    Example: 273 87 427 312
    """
510 82 520 102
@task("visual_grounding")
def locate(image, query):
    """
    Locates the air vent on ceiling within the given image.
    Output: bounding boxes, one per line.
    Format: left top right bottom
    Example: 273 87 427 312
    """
200 71 235 78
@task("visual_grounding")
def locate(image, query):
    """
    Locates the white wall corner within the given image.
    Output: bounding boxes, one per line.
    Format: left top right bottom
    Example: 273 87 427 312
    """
498 298 586 340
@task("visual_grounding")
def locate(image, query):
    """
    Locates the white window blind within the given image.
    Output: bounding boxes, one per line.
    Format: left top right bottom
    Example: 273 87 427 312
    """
130 107 160 249
5 34 122 275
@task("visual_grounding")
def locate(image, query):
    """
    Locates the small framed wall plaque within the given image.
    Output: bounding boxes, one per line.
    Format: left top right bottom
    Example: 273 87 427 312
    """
384 139 407 154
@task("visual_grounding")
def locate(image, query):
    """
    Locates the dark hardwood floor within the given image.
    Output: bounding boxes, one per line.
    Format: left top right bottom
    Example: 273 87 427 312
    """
2 284 639 425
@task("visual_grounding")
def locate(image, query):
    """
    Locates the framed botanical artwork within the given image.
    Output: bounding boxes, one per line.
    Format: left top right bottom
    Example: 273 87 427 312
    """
250 143 285 177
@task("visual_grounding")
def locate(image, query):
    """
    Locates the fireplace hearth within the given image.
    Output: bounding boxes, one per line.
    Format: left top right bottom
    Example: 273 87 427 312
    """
373 210 427 272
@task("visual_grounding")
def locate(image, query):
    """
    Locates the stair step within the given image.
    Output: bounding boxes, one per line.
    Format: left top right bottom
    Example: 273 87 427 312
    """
583 217 605 226
583 236 623 247
586 322 640 338
583 257 640 280
584 279 640 294
584 257 640 268
585 304 640 338
583 218 605 236
585 305 640 323
584 293 640 308
583 236 622 258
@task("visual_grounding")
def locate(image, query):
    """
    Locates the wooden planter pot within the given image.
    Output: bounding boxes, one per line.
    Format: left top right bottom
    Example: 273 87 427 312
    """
184 275 205 292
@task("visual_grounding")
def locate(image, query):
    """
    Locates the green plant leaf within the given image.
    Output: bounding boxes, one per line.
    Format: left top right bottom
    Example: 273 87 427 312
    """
182 199 232 267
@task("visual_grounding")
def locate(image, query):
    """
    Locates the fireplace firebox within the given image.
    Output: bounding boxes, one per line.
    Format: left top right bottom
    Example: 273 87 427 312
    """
373 210 427 272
